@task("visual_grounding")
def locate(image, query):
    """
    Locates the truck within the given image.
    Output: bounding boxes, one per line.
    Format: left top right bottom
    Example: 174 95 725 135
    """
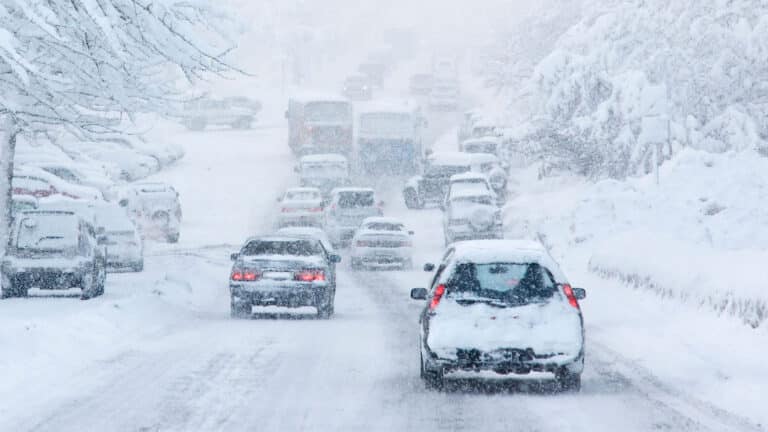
286 94 354 156
355 101 427 175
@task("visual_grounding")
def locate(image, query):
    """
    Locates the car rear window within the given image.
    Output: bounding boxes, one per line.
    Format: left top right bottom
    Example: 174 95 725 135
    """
241 240 322 257
425 164 470 178
364 222 403 231
337 192 374 208
450 195 494 206
15 215 79 252
286 191 319 201
446 263 556 305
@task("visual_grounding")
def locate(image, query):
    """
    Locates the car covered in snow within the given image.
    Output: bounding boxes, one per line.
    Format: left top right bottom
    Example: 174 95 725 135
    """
181 96 260 130
342 74 373 101
118 182 182 243
29 161 117 201
324 187 384 247
410 240 587 390
403 152 473 209
350 217 414 270
276 187 325 228
94 203 144 272
228 236 341 319
11 194 38 216
1 210 107 299
297 154 350 197
444 172 497 207
63 140 160 181
12 166 104 202
442 189 503 245
287 94 354 156
460 137 501 156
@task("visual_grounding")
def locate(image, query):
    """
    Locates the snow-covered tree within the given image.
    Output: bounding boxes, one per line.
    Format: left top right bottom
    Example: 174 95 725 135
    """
0 0 239 246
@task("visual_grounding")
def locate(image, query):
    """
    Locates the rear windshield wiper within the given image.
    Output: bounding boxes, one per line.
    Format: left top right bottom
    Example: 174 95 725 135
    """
454 298 508 308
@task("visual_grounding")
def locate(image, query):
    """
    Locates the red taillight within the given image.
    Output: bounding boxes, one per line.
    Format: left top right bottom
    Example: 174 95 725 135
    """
562 283 580 309
231 271 244 281
243 271 260 281
295 270 325 282
429 284 446 311
232 270 260 281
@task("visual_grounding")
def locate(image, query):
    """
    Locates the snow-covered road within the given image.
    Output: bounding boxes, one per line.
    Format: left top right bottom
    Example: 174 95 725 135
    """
0 119 761 432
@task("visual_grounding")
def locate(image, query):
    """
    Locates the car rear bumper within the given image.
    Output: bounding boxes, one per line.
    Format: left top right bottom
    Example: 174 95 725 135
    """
10 270 85 289
230 282 329 308
425 346 584 376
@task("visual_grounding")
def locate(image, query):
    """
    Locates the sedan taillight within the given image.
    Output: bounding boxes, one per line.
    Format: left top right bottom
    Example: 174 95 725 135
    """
294 270 325 282
562 283 580 309
231 269 261 282
429 284 446 311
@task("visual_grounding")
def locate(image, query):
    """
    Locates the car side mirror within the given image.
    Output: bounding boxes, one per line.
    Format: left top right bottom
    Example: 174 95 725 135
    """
230 252 239 261
330 254 342 263
423 263 435 272
572 287 587 300
410 288 428 300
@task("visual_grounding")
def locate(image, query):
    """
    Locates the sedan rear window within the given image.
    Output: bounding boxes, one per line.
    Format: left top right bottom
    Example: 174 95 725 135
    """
364 222 404 231
337 192 374 208
241 240 322 257
286 191 320 201
446 263 556 305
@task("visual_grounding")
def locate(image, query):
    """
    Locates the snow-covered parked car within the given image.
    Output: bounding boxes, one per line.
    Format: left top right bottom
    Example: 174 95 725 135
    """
11 195 38 216
350 217 414 270
324 187 383 247
181 96 261 130
1 210 107 299
297 154 350 197
442 189 503 245
403 152 472 209
276 187 325 228
94 203 144 272
29 161 117 201
410 240 587 390
228 236 341 319
63 140 160 181
118 183 182 243
12 166 103 201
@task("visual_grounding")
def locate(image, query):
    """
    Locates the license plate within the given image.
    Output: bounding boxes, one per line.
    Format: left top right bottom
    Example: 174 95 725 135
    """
263 272 292 280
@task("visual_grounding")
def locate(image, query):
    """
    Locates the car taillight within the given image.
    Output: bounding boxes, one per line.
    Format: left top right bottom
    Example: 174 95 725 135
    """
232 270 261 281
429 284 446 311
231 270 244 281
295 270 325 282
243 271 260 281
562 283 580 309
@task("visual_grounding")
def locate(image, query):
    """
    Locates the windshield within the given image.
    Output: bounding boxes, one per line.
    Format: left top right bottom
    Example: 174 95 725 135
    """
15 215 78 253
446 263 556 304
305 102 351 122
363 222 404 231
241 240 322 257
359 113 413 135
337 192 375 208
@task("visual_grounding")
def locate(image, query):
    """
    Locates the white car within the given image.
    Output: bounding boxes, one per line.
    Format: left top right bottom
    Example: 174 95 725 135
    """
29 161 117 201
442 189 503 246
410 240 587 391
118 182 182 243
94 203 144 272
324 187 383 247
276 187 325 228
181 96 260 130
64 141 160 181
297 154 350 197
350 217 414 270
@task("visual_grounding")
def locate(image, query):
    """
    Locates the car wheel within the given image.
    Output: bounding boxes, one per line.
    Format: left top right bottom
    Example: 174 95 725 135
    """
1 276 26 299
556 370 582 392
421 353 444 390
230 297 251 319
317 294 334 319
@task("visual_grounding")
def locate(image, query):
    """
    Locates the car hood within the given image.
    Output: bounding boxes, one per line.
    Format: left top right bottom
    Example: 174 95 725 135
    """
427 299 583 359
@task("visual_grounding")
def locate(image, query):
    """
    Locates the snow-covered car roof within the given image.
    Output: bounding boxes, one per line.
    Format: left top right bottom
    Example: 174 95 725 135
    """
451 240 568 283
290 92 350 104
361 216 405 226
427 152 473 166
450 172 489 183
299 154 348 164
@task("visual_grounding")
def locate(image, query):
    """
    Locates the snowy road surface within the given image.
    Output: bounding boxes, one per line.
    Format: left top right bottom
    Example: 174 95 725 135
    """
0 121 762 432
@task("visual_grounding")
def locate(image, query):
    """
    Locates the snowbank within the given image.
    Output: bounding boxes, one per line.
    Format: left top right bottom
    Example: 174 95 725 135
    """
504 148 768 328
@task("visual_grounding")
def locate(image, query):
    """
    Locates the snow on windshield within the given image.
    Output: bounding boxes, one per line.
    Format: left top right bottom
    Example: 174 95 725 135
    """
241 240 322 257
15 215 78 252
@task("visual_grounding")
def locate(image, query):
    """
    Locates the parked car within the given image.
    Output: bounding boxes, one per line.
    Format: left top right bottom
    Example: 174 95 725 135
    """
12 166 103 201
409 73 434 96
276 187 325 228
296 154 350 197
403 152 473 209
228 236 341 319
342 74 373 101
181 96 260 130
287 94 354 156
63 141 160 181
29 161 117 201
118 182 182 243
1 210 107 299
94 203 144 272
274 226 339 284
324 187 383 247
410 240 587 391
350 217 414 270
442 189 503 245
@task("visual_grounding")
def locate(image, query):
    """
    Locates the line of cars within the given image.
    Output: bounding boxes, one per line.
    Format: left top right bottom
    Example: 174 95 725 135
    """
3 137 184 300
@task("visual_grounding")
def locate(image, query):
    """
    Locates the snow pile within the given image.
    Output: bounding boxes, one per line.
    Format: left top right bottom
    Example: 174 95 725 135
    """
501 0 768 178
504 148 768 328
